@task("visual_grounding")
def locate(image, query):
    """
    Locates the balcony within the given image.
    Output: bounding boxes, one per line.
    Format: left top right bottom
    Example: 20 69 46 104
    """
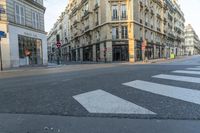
95 21 99 26
73 20 79 27
82 10 90 19
157 27 161 32
112 35 119 40
74 32 78 37
151 10 154 15
168 33 175 39
164 17 167 22
140 19 143 24
94 3 99 10
144 5 149 12
85 25 90 31
139 1 144 8
81 0 88 4
157 14 161 19
121 16 127 20
112 16 119 21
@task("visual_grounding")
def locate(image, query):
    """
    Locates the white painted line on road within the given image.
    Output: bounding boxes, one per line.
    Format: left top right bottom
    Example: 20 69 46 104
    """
73 90 156 114
186 68 200 71
173 70 200 75
123 80 200 105
152 74 200 83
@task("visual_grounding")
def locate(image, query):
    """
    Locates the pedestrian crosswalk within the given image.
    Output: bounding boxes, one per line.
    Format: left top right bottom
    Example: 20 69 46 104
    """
73 66 200 115
152 74 200 83
73 90 155 114
123 80 200 105
173 70 200 75
186 68 200 70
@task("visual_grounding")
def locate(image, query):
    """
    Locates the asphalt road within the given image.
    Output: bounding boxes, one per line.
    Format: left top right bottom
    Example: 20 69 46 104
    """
0 56 200 133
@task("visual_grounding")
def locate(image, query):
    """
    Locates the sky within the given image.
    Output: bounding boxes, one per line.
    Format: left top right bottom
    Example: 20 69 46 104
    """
44 0 68 32
44 0 200 36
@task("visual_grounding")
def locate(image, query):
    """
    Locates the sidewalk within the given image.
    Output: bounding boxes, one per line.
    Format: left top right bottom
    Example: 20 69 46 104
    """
0 55 193 73
0 113 199 133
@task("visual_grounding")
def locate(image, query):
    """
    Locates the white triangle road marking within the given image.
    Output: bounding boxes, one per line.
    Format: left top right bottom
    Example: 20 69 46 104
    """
153 74 200 83
123 80 200 105
73 89 156 115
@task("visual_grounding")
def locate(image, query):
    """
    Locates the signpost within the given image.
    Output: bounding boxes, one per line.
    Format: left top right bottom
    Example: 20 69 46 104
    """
56 41 61 65
142 40 147 61
0 5 5 14
0 31 6 71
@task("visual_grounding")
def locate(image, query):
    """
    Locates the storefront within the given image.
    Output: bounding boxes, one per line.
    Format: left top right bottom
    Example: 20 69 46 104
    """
112 44 128 61
96 44 100 62
136 41 142 61
7 25 47 68
83 46 93 61
145 44 154 60
18 35 42 65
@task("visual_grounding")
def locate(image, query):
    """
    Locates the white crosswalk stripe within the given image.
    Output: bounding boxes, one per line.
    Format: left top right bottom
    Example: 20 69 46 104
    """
173 70 200 75
186 68 200 71
73 89 156 114
123 80 200 105
152 74 200 83
73 66 200 115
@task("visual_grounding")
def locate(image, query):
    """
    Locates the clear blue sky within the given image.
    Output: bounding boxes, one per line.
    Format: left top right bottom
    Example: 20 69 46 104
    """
44 0 200 37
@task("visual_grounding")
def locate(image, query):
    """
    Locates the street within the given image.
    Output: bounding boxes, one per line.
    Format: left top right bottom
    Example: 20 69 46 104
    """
0 56 200 133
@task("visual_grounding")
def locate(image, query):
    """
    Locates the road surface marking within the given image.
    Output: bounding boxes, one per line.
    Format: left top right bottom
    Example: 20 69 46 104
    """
186 68 200 71
153 74 200 83
173 70 200 75
123 80 200 105
73 89 156 114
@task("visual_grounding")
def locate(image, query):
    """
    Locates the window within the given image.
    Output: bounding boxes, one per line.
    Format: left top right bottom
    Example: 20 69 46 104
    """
121 26 128 39
95 11 99 25
112 5 118 20
95 0 99 5
121 4 127 19
15 3 25 25
32 12 40 29
112 27 119 39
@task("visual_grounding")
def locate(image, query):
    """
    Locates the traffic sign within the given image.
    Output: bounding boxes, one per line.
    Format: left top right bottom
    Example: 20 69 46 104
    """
56 41 61 48
0 31 6 38
0 6 5 14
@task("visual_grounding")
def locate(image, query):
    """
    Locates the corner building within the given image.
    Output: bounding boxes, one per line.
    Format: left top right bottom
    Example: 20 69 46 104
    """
49 0 185 63
0 0 47 69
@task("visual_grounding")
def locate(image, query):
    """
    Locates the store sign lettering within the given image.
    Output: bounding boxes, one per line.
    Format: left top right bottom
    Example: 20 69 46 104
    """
24 32 38 38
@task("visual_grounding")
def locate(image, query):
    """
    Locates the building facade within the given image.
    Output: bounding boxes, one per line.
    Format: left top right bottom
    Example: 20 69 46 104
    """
184 24 200 55
48 0 185 63
0 0 47 69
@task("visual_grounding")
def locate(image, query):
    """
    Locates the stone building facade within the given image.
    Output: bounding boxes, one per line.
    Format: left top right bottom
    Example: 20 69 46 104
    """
184 24 200 55
0 0 47 69
48 0 185 63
